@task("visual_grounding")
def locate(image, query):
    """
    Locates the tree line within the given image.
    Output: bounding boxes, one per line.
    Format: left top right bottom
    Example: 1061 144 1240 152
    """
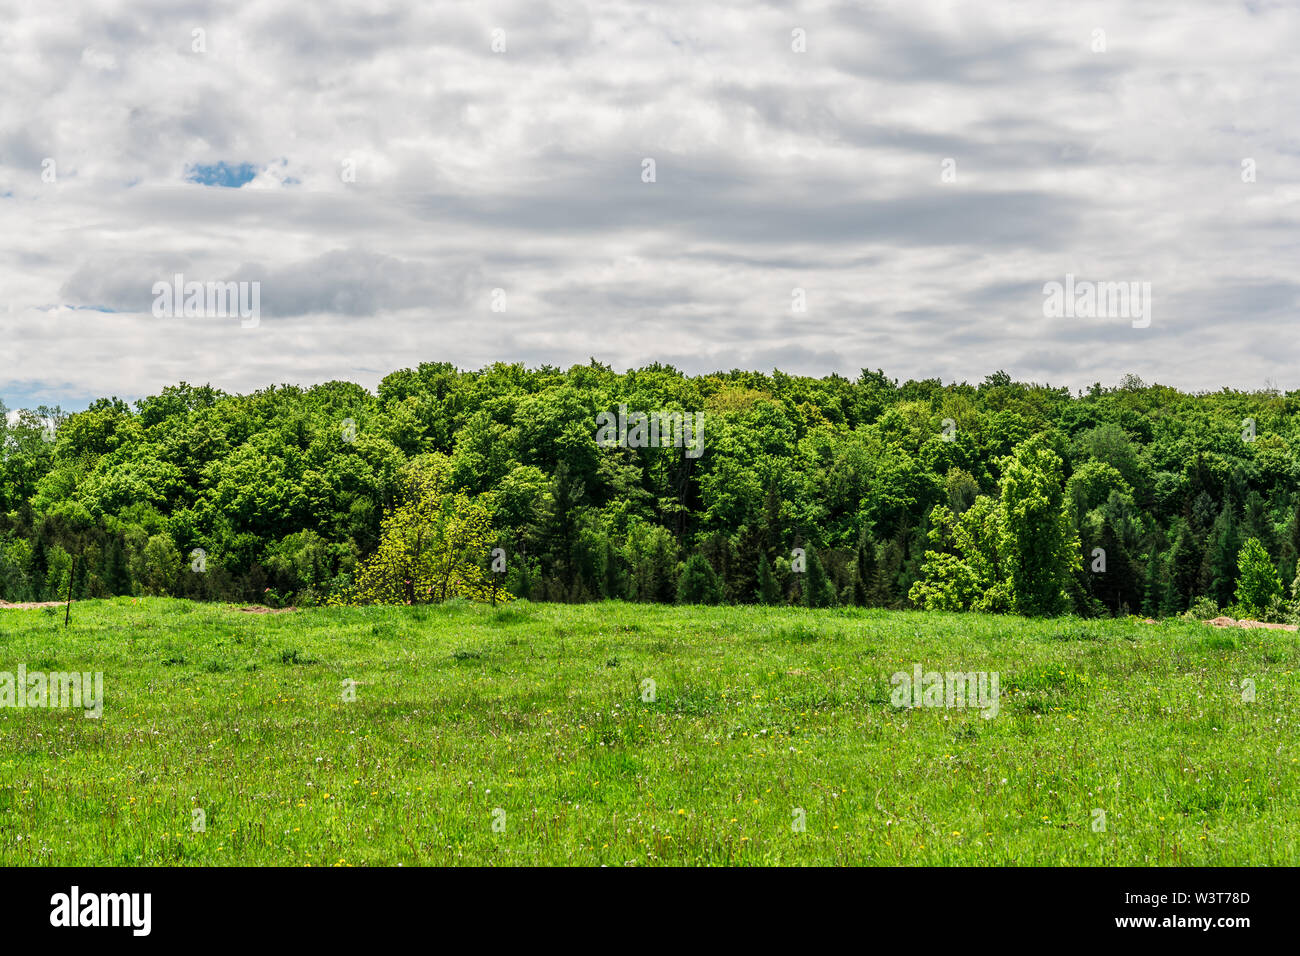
4 364 1300 619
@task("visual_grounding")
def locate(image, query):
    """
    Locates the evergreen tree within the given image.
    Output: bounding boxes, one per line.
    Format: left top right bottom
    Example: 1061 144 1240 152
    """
1206 503 1242 609
803 548 836 608
538 462 586 599
1168 522 1200 612
1141 547 1164 618
677 553 723 605
627 523 678 603
600 537 622 600
875 539 904 608
756 554 780 605
1090 491 1144 615
1189 490 1218 538
30 537 48 601
104 534 132 596
1242 491 1275 556
1278 494 1300 585
700 532 738 603
853 532 875 607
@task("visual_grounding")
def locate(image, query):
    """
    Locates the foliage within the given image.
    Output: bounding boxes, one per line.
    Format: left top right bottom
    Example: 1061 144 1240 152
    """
5 363 1300 618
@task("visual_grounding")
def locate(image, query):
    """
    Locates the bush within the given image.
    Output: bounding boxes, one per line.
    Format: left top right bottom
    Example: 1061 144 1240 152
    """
1181 596 1220 621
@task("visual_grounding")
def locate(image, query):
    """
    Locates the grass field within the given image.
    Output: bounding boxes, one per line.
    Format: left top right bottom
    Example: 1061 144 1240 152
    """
1 598 1297 866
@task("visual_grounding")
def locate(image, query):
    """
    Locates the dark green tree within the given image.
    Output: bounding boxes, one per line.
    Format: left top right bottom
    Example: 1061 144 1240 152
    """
803 549 837 608
756 553 780 605
677 553 722 605
1205 503 1242 609
853 531 876 607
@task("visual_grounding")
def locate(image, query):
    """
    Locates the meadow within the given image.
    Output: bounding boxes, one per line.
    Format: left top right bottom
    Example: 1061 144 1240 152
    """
0 598 1297 866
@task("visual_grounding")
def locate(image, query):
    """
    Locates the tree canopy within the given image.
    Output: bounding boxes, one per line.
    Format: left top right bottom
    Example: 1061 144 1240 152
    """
4 363 1300 618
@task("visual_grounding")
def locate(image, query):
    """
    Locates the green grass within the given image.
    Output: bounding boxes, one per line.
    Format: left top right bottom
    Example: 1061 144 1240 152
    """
1 598 1297 866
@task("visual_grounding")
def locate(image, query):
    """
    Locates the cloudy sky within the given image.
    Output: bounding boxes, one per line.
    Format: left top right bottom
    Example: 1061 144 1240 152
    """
2 0 1298 410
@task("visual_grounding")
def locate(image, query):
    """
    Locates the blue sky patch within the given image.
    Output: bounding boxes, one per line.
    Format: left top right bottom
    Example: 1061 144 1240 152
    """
185 161 259 187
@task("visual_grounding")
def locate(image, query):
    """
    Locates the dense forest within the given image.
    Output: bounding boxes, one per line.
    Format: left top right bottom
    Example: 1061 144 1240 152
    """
3 363 1300 620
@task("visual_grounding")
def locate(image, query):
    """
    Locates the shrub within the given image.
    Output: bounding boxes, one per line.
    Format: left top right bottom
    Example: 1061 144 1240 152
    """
1181 595 1220 621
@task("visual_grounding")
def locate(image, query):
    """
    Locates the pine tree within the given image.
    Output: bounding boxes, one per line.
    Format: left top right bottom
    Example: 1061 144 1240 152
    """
1189 490 1217 538
677 553 722 605
104 534 132 596
1141 547 1163 617
600 538 622 600
1206 503 1241 609
853 531 875 607
803 549 836 608
539 462 585 597
733 525 766 604
1168 522 1200 612
30 537 48 601
875 539 904 608
756 554 780 605
1279 494 1300 586
1242 491 1275 556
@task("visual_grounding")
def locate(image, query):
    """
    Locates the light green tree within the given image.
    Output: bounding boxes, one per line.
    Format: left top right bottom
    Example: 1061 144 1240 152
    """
1234 537 1281 618
997 437 1079 616
343 455 502 605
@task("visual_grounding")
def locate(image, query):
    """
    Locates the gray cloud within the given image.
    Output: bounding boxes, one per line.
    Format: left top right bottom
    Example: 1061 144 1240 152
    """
3 0 1300 408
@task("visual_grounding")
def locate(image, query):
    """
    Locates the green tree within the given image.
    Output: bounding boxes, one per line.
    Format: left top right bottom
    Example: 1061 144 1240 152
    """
853 531 876 606
1141 547 1164 618
626 521 678 603
803 548 836 608
677 553 723 605
1167 523 1201 613
345 455 501 605
756 553 780 604
1205 503 1242 609
139 533 181 596
1234 537 1281 618
600 537 623 600
997 438 1079 616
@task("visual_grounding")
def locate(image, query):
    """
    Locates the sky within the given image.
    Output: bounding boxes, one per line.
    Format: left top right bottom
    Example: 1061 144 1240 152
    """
1 0 1298 411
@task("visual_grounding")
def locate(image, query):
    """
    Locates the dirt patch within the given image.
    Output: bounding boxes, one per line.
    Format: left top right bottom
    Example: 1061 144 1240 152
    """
1205 616 1298 632
0 600 66 610
234 605 298 614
